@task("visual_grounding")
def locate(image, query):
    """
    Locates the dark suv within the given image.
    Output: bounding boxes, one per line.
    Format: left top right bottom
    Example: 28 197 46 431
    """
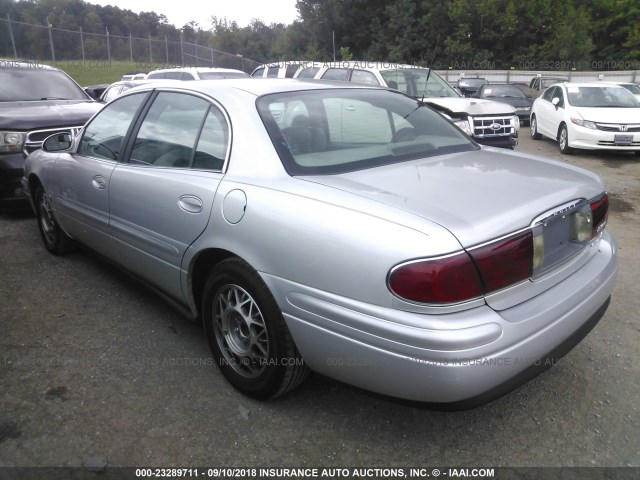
0 60 102 210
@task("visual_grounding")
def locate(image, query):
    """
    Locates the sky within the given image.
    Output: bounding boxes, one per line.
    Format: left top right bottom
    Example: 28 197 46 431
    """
88 0 299 28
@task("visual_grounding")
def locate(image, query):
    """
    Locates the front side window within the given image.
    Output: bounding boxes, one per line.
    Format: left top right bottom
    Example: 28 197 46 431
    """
258 89 477 175
78 92 147 161
129 92 221 169
542 86 557 102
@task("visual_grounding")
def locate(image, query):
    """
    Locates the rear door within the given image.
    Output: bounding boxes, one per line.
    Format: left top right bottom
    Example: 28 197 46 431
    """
108 90 230 301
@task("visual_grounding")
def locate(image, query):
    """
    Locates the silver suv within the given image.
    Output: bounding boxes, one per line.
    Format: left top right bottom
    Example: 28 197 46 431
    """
294 61 519 149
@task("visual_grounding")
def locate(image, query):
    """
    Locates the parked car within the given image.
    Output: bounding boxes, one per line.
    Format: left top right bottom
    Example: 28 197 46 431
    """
121 72 147 81
98 79 171 103
0 60 102 210
251 61 311 78
523 76 568 99
474 83 533 125
456 77 488 97
294 62 518 149
23 79 616 407
530 82 640 154
146 67 248 80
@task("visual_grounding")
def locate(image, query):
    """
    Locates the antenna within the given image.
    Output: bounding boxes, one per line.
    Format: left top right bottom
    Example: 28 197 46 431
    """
421 35 440 101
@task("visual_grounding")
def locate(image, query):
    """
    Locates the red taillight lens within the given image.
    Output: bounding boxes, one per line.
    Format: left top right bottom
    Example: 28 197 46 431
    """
590 194 608 238
389 231 535 304
469 230 533 293
388 252 483 304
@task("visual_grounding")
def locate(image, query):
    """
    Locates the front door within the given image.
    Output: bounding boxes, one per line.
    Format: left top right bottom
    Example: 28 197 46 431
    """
53 92 148 258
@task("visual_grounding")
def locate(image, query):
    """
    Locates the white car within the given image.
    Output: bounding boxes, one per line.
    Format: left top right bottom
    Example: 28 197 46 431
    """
530 82 640 154
146 67 248 80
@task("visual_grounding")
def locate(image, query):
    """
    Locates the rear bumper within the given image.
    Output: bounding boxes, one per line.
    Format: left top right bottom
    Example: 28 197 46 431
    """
267 231 617 407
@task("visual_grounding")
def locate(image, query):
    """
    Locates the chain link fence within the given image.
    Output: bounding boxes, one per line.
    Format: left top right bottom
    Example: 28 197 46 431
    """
0 16 260 72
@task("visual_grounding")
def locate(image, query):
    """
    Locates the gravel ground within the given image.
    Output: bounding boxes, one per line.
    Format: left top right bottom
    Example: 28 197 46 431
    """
1 128 639 474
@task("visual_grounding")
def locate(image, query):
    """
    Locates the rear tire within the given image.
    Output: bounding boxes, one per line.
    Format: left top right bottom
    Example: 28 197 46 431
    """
202 258 309 399
558 124 573 154
35 186 75 255
530 115 542 140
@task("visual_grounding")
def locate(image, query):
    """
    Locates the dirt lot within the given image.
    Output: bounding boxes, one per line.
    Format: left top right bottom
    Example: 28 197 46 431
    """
1 128 639 473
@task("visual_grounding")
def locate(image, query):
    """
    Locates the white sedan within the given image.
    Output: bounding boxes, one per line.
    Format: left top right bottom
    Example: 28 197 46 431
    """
530 82 640 154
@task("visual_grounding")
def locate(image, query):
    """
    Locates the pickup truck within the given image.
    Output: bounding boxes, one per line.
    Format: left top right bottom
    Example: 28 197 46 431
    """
523 76 568 99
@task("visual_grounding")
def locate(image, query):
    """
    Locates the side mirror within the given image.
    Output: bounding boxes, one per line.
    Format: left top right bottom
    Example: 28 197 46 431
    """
42 132 73 152
551 97 560 107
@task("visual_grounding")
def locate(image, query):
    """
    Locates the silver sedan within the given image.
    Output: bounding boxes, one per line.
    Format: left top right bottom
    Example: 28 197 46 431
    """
22 79 617 408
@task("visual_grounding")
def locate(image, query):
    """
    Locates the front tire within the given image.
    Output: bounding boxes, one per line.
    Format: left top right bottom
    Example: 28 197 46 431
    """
35 186 75 255
558 124 573 154
530 115 542 140
202 258 309 399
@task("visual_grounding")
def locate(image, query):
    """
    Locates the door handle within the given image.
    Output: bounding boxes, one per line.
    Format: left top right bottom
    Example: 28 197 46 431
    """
92 176 106 190
178 194 203 213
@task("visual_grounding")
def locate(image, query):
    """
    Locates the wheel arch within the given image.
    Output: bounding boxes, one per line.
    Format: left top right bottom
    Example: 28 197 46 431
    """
188 248 247 321
557 121 568 141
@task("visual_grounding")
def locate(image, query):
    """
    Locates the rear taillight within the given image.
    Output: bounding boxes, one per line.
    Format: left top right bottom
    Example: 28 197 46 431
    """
388 252 483 304
590 194 608 238
388 230 534 304
469 230 533 293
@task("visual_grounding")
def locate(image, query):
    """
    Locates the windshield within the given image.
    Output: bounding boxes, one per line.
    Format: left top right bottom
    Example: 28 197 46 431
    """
566 86 640 108
0 67 88 101
479 84 526 98
258 88 477 175
380 68 459 99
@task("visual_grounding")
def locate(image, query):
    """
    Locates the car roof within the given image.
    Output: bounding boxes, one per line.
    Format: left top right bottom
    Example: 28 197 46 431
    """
148 67 245 74
126 77 387 97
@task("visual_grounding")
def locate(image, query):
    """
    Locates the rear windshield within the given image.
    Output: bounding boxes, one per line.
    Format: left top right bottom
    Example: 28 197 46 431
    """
257 88 477 175
0 66 88 101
